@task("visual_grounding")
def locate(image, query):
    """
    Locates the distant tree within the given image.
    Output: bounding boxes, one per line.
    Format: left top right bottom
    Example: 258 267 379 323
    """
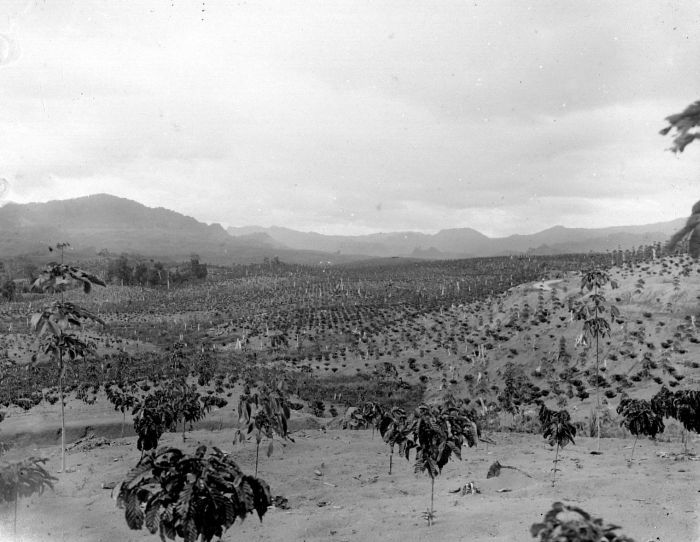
107 254 133 285
0 279 15 302
133 262 149 286
190 254 208 280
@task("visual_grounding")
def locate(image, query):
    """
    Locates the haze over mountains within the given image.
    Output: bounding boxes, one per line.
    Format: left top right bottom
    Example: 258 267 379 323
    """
0 194 685 263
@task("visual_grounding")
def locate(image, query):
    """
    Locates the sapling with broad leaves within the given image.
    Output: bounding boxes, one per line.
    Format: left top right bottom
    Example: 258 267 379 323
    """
30 244 106 472
235 382 293 476
541 406 576 486
0 457 57 538
378 406 412 475
616 395 664 462
105 384 140 438
409 401 477 526
651 386 700 453
116 445 272 542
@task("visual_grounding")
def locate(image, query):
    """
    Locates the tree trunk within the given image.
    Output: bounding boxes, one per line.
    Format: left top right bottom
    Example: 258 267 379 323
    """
595 328 601 454
255 441 260 477
59 358 66 473
121 411 125 438
13 465 18 540
389 447 393 475
630 434 638 461
429 477 435 526
552 442 560 486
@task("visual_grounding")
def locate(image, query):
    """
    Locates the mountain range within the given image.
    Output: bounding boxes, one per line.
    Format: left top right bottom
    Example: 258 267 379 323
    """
0 194 686 263
227 221 684 259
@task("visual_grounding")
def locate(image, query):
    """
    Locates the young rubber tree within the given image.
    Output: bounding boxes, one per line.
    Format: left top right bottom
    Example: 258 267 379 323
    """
116 445 272 542
542 408 576 486
616 396 664 461
576 269 618 454
31 244 106 471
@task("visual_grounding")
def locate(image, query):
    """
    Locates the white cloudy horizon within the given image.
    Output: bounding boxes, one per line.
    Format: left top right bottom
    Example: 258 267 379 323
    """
0 1 698 237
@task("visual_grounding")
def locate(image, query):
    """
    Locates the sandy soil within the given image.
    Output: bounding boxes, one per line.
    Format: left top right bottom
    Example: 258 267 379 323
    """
0 427 697 542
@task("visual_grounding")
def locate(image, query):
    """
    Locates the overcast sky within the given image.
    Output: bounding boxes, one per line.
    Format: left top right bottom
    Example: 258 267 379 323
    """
0 1 698 236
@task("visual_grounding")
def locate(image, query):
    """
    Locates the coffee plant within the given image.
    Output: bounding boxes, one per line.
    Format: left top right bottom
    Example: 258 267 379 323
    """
409 401 477 525
541 406 576 485
616 396 664 461
531 501 635 541
378 406 413 475
235 382 293 476
116 445 272 542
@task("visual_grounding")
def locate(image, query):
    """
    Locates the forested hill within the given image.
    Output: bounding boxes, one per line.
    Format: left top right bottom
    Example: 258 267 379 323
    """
0 194 345 264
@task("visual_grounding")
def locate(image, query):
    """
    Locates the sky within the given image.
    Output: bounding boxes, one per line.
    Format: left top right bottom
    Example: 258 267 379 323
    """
0 1 698 237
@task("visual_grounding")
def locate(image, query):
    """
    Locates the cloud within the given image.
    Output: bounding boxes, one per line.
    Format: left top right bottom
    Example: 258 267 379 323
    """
1 0 699 235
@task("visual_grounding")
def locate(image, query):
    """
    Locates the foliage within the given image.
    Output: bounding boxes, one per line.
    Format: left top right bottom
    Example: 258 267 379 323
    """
542 409 576 448
133 394 172 454
541 407 576 485
659 100 700 153
575 269 618 452
30 248 107 472
116 445 271 542
651 386 700 434
617 396 664 438
531 502 635 542
349 401 385 432
235 382 293 475
0 457 56 503
0 279 15 301
378 406 413 474
409 399 478 525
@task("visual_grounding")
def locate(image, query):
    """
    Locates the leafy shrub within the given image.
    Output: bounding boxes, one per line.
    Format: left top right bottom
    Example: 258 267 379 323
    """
531 502 635 541
117 446 271 542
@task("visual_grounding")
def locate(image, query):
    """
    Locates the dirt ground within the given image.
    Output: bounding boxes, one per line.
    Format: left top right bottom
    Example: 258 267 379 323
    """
0 426 697 542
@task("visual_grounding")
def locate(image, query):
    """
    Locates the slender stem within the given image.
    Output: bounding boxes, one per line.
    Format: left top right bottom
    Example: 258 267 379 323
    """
59 356 66 473
553 442 560 486
121 411 125 438
430 477 435 526
13 465 18 540
594 286 601 453
389 447 393 475
255 441 260 477
630 435 638 461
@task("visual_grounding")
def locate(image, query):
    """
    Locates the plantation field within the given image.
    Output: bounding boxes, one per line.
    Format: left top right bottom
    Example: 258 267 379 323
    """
0 427 696 542
0 251 699 541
